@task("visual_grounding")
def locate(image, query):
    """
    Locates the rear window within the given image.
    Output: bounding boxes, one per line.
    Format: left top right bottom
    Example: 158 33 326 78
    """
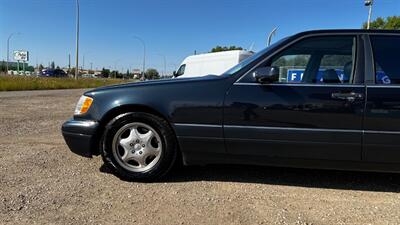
370 36 400 85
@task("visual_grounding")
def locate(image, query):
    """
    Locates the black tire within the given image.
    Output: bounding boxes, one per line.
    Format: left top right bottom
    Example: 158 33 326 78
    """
101 112 177 181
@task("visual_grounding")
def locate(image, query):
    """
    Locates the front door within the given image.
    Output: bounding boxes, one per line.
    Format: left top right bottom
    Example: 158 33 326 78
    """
224 35 365 161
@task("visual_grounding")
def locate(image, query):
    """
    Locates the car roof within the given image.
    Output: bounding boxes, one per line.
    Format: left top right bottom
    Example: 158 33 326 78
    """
295 29 400 36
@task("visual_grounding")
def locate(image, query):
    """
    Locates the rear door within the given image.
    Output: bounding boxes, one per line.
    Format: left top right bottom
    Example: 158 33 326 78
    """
364 34 400 163
224 34 366 161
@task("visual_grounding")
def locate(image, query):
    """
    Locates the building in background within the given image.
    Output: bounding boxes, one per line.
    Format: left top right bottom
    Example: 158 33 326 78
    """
132 69 142 79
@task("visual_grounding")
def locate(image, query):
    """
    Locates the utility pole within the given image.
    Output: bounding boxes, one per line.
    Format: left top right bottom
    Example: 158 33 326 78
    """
113 60 119 71
365 0 374 29
68 54 71 69
75 0 80 79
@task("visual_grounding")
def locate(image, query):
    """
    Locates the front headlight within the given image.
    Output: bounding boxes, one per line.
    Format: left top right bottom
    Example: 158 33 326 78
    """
74 95 93 115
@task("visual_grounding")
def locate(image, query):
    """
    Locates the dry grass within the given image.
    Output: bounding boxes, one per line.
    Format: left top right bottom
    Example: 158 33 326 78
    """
0 75 131 91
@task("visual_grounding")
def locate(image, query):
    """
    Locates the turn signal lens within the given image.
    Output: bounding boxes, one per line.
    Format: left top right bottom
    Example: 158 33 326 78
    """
74 96 93 115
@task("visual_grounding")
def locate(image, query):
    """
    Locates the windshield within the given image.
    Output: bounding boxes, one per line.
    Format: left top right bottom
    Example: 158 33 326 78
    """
176 64 186 77
223 37 289 76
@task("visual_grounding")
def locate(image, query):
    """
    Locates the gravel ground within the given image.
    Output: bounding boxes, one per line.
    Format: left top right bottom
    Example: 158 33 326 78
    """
1 89 400 225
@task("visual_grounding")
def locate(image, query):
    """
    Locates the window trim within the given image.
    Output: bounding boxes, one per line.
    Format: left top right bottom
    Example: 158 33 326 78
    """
235 33 360 86
233 83 365 88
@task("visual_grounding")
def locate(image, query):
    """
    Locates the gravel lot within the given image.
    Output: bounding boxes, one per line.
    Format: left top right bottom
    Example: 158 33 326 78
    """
1 89 400 225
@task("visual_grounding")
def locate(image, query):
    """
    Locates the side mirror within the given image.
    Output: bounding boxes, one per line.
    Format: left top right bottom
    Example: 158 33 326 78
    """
252 66 279 84
173 71 177 77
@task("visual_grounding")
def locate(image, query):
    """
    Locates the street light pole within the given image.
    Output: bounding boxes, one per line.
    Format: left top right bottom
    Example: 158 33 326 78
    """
6 32 20 73
132 36 146 79
158 54 167 77
113 59 121 71
365 0 374 30
75 0 80 79
267 27 278 47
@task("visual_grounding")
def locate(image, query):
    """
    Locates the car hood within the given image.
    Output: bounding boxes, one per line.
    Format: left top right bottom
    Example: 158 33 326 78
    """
89 75 225 92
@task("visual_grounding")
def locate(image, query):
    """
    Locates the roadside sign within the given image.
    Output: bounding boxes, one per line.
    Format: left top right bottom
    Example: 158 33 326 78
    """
287 69 347 83
13 50 29 62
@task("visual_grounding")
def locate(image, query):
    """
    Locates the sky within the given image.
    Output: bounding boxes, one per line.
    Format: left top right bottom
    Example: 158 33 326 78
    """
1 0 399 74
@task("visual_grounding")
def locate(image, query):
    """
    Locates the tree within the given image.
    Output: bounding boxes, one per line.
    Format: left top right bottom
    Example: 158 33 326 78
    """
363 16 400 29
101 68 110 78
144 68 160 80
110 70 119 79
125 69 131 79
38 64 44 72
0 61 6 73
26 66 35 72
50 61 55 69
210 45 243 53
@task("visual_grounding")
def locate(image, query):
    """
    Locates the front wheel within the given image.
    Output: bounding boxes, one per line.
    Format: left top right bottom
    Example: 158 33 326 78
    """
101 112 177 181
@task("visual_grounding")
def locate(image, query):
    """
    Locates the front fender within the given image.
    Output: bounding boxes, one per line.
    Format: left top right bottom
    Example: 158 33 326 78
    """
78 78 230 126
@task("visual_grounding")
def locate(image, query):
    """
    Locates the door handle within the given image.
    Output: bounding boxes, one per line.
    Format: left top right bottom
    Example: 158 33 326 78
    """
331 92 363 101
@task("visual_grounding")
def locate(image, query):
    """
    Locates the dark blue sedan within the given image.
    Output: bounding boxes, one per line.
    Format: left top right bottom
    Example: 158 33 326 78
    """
62 29 400 181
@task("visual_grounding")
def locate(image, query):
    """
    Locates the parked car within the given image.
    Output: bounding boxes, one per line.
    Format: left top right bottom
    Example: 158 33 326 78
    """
174 50 253 78
62 29 400 181
40 69 67 77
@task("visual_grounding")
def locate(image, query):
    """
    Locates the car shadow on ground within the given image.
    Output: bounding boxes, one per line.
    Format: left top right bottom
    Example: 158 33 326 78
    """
99 163 400 193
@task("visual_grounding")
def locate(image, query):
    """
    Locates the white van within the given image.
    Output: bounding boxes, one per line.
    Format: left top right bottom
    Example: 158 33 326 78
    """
174 50 253 78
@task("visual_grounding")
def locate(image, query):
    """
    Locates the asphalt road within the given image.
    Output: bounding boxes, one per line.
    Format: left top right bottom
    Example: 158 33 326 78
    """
1 89 400 225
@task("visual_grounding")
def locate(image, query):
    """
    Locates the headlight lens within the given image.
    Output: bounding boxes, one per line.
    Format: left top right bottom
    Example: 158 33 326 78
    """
74 95 93 115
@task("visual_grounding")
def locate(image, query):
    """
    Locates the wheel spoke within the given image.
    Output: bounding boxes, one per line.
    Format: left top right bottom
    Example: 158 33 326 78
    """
119 137 131 151
120 149 131 162
135 154 147 168
128 127 141 142
146 144 161 156
139 130 154 145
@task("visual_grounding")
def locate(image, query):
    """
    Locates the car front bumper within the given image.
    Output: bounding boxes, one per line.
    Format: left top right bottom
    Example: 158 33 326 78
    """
61 119 100 157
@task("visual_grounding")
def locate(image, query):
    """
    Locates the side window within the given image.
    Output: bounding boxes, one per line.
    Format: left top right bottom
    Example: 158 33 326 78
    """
176 64 186 77
370 36 400 85
242 36 356 84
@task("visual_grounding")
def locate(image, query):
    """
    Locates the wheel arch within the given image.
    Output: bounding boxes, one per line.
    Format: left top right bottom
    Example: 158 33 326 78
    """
92 104 180 158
